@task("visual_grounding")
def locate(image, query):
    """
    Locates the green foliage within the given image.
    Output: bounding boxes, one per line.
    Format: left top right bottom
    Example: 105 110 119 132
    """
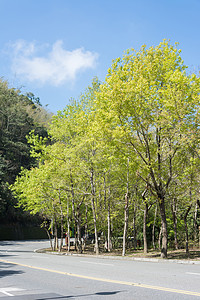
0 79 51 223
11 42 200 255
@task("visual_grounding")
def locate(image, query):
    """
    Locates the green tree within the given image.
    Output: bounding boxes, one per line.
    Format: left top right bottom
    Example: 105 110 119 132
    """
94 40 200 258
0 79 51 223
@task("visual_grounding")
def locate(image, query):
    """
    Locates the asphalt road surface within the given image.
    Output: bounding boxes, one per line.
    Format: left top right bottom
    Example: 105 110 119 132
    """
0 240 200 299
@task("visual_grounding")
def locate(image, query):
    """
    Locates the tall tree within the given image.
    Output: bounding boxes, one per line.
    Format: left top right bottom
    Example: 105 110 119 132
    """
94 40 200 258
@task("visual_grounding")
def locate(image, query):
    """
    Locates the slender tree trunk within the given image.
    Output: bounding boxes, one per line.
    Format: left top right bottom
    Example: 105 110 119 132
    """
67 199 70 252
107 199 112 252
106 181 112 252
90 169 99 255
83 204 88 252
52 209 59 251
122 158 129 257
54 220 58 251
197 200 200 210
194 202 198 242
132 200 137 250
51 219 55 251
91 196 99 254
171 199 178 250
59 190 64 252
103 172 109 252
77 207 82 253
159 196 168 258
184 205 192 256
199 226 200 250
107 210 111 252
158 226 162 250
152 204 157 250
197 200 200 249
122 193 129 256
141 187 149 254
155 126 168 258
143 202 148 254
59 212 64 252
43 223 53 250
70 172 78 250
85 204 88 237
133 213 137 250
70 171 83 253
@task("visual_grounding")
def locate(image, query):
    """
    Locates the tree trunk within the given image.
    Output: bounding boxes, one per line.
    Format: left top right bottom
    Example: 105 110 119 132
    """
83 204 88 252
184 205 192 256
91 197 99 254
67 199 70 252
197 200 200 210
70 172 78 251
52 211 59 251
50 219 55 251
141 187 149 254
171 199 178 250
106 183 112 252
76 206 82 253
158 226 162 250
107 200 112 252
59 212 64 252
70 172 83 253
197 200 200 249
199 226 200 249
43 222 53 250
122 158 129 257
194 202 198 243
143 202 148 254
59 190 64 252
90 169 99 255
152 204 157 250
54 221 58 251
132 208 137 250
159 196 167 258
122 193 129 256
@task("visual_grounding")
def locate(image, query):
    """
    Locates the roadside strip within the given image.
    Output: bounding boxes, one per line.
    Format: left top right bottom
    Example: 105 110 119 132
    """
1 258 200 297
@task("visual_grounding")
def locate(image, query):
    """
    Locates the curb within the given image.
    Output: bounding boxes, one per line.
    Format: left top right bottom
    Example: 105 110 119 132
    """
35 249 200 265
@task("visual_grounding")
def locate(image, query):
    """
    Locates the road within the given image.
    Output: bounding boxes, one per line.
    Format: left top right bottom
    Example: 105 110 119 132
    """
0 240 200 299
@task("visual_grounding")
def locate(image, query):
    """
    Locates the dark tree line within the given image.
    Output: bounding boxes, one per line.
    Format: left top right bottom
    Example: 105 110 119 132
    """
0 79 51 223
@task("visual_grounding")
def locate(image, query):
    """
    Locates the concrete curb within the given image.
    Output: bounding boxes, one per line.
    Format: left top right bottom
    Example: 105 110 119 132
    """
35 249 200 265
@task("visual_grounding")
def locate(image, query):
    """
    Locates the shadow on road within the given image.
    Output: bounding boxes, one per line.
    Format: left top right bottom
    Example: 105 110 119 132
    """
0 241 21 246
37 290 125 299
0 249 33 253
0 253 16 258
0 262 24 278
0 269 24 278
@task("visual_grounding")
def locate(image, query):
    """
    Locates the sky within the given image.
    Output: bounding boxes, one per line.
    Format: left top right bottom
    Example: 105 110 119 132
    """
0 0 200 113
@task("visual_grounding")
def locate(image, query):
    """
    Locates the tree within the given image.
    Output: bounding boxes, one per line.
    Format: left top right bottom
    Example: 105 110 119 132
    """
94 40 200 258
0 79 51 222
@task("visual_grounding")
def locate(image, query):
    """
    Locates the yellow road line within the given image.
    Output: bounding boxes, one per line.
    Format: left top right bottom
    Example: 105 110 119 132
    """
1 258 200 297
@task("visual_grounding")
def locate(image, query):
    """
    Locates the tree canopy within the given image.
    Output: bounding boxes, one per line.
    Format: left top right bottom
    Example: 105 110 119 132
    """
0 79 51 222
11 41 200 258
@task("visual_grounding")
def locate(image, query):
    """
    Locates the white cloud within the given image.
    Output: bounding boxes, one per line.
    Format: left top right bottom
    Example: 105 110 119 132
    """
10 40 98 86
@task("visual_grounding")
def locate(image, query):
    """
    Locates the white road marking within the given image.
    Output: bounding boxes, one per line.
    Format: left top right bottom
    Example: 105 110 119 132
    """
80 260 114 266
186 272 200 276
0 287 25 297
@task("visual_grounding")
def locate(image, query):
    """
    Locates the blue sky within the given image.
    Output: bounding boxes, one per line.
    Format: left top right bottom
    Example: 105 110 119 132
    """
0 0 200 113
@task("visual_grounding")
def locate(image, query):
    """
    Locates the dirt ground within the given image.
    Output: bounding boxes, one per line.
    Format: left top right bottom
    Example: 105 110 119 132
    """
45 245 200 261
